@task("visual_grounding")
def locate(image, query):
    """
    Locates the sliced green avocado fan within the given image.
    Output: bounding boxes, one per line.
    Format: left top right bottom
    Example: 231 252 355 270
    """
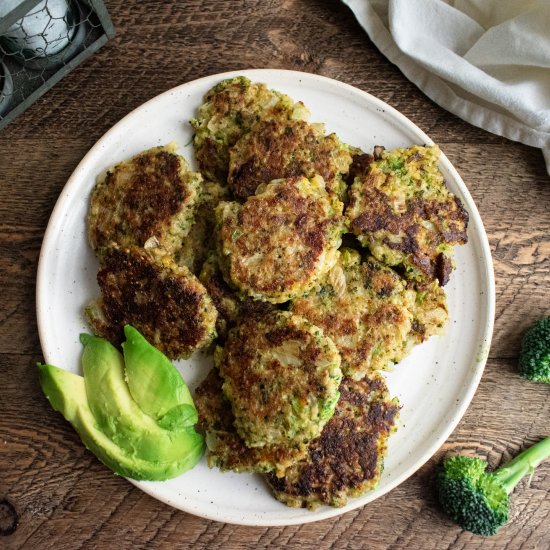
38 325 204 481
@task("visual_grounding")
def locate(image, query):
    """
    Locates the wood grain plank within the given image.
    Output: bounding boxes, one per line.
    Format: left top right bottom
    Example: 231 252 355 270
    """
2 357 548 548
1 0 549 548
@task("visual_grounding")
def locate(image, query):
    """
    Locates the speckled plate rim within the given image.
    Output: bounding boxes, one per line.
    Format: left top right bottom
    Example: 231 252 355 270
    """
36 69 495 526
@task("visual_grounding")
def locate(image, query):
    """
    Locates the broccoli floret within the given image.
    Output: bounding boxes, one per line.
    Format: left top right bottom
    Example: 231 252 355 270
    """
437 436 550 536
519 317 550 384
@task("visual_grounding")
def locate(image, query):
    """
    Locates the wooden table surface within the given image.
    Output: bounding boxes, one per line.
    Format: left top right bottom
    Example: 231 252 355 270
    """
1 1 549 548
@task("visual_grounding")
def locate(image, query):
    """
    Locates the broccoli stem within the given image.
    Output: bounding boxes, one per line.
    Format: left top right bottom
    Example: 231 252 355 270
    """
492 436 550 494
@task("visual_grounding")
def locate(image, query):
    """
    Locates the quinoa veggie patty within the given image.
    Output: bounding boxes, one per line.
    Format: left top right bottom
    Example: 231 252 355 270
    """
88 143 202 257
195 368 307 477
215 310 343 448
265 374 399 509
190 76 309 183
346 145 468 285
85 245 217 359
291 248 448 379
216 175 344 304
228 118 352 200
291 249 414 379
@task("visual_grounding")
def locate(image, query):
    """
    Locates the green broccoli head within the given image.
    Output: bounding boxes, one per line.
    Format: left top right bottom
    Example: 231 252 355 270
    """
437 437 550 536
519 317 550 384
437 456 508 536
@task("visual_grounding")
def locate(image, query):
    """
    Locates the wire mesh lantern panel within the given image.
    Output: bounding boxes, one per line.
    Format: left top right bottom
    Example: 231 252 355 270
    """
0 0 114 129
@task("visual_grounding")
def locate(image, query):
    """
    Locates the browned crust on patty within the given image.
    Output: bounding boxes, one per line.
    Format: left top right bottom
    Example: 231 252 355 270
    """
228 119 351 200
291 251 414 379
194 368 306 476
349 183 468 284
345 152 374 185
346 145 468 285
265 375 399 509
86 245 217 359
191 77 307 183
216 310 342 448
88 146 200 255
216 176 343 303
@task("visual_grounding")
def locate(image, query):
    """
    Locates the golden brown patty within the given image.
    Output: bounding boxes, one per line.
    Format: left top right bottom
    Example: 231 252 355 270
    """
175 181 229 275
346 145 468 285
216 176 344 303
292 249 449 379
190 76 309 183
194 368 307 477
88 144 202 257
199 252 276 341
228 118 352 200
291 249 415 379
215 311 343 448
265 374 399 509
85 245 217 359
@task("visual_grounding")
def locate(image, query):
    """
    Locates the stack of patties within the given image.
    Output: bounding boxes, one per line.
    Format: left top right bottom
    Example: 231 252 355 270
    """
84 77 470 510
189 78 454 510
196 310 343 478
86 143 218 359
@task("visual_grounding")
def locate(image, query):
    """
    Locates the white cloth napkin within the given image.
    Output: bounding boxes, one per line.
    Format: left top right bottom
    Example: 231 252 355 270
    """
343 0 550 174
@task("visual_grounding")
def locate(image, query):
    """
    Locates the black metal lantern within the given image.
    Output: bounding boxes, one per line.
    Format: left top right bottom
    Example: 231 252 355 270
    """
0 0 114 129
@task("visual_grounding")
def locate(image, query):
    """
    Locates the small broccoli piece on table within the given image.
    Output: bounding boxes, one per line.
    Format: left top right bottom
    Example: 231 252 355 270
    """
519 317 550 384
437 436 550 536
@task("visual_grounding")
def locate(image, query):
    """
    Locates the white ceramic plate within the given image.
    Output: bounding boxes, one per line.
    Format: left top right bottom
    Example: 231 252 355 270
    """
36 69 495 526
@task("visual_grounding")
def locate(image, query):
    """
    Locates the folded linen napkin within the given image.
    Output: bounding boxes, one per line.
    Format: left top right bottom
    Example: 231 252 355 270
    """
343 0 550 174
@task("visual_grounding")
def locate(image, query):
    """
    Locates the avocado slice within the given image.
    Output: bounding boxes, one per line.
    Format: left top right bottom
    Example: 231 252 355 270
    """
80 333 203 464
38 363 204 480
121 325 194 419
